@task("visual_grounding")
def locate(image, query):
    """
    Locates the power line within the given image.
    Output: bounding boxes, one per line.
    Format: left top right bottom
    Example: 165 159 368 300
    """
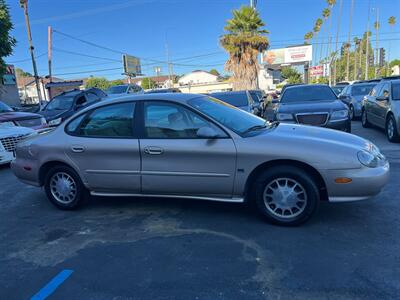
53 67 122 76
6 52 47 64
53 48 121 62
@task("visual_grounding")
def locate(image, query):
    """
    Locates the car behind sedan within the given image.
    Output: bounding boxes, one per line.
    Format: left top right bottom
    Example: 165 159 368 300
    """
209 90 263 116
339 82 376 120
275 84 351 132
0 101 47 130
12 93 389 226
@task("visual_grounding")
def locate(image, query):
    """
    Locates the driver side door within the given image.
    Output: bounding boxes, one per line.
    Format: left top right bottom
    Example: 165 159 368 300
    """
139 101 237 198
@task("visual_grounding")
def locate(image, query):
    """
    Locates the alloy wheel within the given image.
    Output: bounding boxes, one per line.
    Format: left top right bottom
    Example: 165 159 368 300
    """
387 118 395 139
263 178 307 219
50 172 77 204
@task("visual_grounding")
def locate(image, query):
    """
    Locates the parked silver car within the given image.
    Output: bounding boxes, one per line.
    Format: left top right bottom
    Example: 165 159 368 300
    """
338 82 376 120
362 79 400 142
12 94 389 225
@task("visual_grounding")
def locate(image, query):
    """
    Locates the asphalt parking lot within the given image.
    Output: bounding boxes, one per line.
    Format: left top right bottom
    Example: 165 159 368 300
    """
0 121 399 300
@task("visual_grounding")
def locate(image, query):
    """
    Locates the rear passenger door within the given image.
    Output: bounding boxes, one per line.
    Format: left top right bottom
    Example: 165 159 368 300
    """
365 83 383 126
375 83 391 128
65 102 141 193
139 101 237 198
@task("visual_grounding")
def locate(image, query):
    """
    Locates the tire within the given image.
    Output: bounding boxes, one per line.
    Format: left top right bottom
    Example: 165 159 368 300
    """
361 109 370 128
253 166 320 226
349 105 355 121
386 115 400 143
44 165 89 210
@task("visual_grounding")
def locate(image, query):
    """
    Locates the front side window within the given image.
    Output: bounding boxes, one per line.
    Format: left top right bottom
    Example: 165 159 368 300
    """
144 102 225 139
77 102 135 137
392 83 400 100
370 84 382 96
378 83 390 98
351 84 376 96
85 92 100 103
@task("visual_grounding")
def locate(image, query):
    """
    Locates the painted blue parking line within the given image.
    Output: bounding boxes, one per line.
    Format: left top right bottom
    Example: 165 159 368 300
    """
31 269 74 300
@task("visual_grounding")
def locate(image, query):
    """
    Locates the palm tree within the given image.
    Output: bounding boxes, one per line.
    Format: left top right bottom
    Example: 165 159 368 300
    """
313 18 323 65
304 31 313 45
387 16 396 75
346 0 354 80
374 20 380 76
320 8 331 64
353 37 360 80
326 0 336 67
220 6 269 90
333 0 343 84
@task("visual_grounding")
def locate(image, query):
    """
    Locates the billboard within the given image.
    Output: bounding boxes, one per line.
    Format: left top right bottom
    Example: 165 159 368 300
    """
309 65 323 77
2 65 16 85
123 54 141 76
261 45 312 66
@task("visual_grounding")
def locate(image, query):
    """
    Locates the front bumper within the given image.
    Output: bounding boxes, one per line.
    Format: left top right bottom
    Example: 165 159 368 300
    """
320 162 390 202
0 151 15 165
279 118 351 131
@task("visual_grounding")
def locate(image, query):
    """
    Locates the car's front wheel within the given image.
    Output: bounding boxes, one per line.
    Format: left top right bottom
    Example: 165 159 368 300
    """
44 165 89 210
361 109 370 128
386 115 400 143
254 166 319 226
349 105 355 120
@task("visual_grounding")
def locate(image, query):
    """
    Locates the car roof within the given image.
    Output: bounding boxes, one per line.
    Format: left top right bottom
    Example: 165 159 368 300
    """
209 91 246 95
284 84 330 91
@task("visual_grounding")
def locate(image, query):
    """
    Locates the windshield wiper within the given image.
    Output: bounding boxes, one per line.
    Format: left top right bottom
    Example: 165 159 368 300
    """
242 121 268 135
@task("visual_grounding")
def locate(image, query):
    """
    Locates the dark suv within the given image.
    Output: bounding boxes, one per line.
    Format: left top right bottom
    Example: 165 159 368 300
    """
208 90 263 116
362 79 400 142
40 88 106 126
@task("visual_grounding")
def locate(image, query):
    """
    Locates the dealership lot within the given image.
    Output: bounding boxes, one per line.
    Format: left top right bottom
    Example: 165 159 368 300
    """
0 122 399 300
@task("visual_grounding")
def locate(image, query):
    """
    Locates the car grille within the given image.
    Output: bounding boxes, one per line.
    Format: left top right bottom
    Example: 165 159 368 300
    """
0 134 30 152
16 118 42 128
296 113 328 126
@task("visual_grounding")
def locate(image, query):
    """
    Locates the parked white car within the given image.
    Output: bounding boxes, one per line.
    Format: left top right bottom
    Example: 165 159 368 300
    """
0 122 36 165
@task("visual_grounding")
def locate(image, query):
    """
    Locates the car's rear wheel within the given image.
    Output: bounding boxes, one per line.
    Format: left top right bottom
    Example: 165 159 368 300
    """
254 166 319 226
386 115 400 143
44 165 89 210
361 109 370 128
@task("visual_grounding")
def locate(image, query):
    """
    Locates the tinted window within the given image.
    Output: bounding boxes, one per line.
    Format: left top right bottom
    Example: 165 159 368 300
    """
332 86 345 96
45 95 75 111
281 86 337 103
392 83 400 100
0 101 13 113
378 83 390 97
210 93 249 107
77 103 135 137
106 86 128 94
249 91 262 103
144 102 225 139
351 84 375 96
86 92 100 103
66 114 86 133
188 96 266 135
370 84 382 96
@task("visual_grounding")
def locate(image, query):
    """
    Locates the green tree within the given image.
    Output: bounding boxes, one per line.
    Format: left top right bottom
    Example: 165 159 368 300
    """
281 67 303 84
220 6 269 90
15 68 32 78
387 16 396 75
0 0 16 77
85 77 110 90
110 79 125 86
313 18 323 65
304 31 313 45
141 77 156 90
209 69 220 76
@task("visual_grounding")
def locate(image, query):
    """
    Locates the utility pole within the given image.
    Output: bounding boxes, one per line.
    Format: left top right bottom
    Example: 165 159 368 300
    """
346 0 354 81
165 34 172 88
374 8 379 77
250 0 257 9
47 26 52 100
365 0 371 80
19 0 42 103
333 0 343 85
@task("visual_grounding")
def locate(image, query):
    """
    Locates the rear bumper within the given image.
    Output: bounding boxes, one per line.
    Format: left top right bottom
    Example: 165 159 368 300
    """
320 162 390 202
10 158 41 187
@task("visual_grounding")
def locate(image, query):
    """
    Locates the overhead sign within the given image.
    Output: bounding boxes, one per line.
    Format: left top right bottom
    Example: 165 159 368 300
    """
261 45 312 66
2 65 16 85
123 54 141 76
310 65 323 77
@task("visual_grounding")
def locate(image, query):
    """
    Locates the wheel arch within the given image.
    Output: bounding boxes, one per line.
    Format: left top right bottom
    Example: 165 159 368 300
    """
39 160 80 186
244 159 328 202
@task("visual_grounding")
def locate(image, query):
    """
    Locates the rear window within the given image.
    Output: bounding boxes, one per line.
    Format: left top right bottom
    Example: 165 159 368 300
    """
210 93 248 107
281 86 337 103
393 83 400 100
351 84 375 96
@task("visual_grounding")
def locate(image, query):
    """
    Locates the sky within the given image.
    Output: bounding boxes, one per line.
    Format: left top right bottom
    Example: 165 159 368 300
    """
5 0 400 80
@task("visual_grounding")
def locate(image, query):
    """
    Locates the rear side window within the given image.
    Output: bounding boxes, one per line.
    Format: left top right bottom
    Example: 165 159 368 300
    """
351 84 375 96
74 103 135 138
370 84 382 96
85 92 100 103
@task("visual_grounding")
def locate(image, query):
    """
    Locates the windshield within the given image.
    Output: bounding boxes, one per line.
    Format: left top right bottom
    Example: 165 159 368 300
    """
0 101 13 113
188 96 267 135
351 84 375 96
281 86 337 103
393 83 400 100
332 86 345 96
106 86 128 94
210 93 249 107
249 91 262 102
45 95 75 111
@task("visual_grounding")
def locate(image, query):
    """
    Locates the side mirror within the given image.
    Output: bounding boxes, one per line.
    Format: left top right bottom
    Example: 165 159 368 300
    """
196 127 219 139
376 95 389 101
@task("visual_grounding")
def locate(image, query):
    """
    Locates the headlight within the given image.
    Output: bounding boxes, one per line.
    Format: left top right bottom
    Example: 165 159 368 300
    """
276 113 293 121
40 117 47 125
48 117 62 126
331 109 349 120
357 150 378 167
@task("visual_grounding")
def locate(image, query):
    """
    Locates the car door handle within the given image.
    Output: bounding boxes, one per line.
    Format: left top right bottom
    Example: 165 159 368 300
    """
71 145 85 153
144 146 163 155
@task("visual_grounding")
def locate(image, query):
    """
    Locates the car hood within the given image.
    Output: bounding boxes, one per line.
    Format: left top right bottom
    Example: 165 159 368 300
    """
0 111 41 122
0 124 35 138
39 109 67 120
278 100 346 114
243 123 374 169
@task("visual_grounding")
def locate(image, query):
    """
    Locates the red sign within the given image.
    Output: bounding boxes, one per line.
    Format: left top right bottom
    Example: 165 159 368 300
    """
310 65 323 76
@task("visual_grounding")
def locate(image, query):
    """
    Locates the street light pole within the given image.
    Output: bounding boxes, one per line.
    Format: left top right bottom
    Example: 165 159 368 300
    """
365 0 371 80
19 0 42 103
